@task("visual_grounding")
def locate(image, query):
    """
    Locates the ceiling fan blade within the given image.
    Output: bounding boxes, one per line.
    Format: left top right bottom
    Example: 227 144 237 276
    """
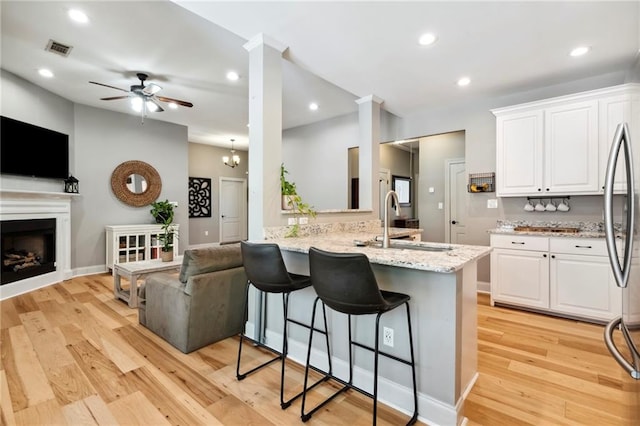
147 98 164 112
89 81 130 93
156 96 193 108
100 96 130 101
143 83 162 95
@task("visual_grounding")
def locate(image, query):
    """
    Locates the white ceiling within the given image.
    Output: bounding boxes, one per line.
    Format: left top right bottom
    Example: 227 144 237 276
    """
2 1 639 151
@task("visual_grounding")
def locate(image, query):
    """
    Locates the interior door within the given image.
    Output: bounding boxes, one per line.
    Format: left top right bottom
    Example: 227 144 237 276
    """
219 177 247 243
446 160 467 243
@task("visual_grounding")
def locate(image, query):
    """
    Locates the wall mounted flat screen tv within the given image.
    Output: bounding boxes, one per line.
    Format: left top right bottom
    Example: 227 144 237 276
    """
1 116 69 179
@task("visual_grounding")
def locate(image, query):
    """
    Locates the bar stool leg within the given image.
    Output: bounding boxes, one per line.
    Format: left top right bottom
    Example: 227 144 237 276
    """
373 313 382 426
236 287 280 381
405 302 418 425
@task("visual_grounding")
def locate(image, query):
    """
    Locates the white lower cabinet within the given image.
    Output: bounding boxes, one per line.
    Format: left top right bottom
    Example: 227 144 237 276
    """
105 224 180 270
548 238 621 321
491 234 621 322
491 235 549 309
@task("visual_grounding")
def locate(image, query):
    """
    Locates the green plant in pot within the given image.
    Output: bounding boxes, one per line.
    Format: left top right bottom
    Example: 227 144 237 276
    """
280 164 316 237
280 163 297 210
150 199 178 261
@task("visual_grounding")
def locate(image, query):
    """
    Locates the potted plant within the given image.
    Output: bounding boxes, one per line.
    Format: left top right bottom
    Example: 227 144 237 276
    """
280 164 316 237
150 199 177 261
158 222 178 261
150 199 174 224
280 163 297 210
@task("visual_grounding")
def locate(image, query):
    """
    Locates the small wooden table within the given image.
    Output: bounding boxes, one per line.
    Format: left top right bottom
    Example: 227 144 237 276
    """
113 256 183 308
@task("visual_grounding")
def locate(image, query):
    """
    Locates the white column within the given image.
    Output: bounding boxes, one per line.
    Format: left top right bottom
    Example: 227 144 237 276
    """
356 95 383 212
244 34 287 240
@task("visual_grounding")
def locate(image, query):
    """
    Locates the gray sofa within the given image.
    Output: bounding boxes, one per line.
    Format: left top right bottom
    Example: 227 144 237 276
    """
138 244 247 353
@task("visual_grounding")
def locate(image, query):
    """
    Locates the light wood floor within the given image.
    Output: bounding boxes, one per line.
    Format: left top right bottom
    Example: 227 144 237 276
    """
1 274 638 425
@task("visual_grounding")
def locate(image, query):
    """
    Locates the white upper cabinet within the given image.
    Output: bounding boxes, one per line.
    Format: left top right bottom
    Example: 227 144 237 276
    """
495 110 544 195
493 84 640 197
598 93 638 193
543 100 598 194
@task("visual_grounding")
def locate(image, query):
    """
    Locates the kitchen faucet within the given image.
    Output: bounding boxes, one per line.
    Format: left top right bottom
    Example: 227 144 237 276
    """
382 190 400 248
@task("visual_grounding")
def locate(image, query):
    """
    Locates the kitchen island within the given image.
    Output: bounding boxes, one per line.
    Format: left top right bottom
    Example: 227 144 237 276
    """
258 232 491 426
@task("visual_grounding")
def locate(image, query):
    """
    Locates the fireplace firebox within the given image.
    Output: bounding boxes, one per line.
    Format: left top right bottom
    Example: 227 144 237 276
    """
1 218 56 285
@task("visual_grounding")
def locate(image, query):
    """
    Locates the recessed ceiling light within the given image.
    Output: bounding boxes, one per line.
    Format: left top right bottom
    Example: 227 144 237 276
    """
38 68 54 78
569 46 590 57
168 102 178 110
457 77 471 87
226 71 239 81
68 9 89 24
418 33 437 46
309 102 319 111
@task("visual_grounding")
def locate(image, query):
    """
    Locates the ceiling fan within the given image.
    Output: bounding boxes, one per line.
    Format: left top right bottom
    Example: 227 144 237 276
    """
89 73 193 115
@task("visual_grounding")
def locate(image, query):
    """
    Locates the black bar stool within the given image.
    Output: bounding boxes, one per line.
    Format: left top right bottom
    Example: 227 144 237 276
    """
301 247 418 425
237 241 332 409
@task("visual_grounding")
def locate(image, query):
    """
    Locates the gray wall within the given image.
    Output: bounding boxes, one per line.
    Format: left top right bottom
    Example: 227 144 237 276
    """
188 142 248 245
283 113 358 210
1 70 190 273
0 69 75 193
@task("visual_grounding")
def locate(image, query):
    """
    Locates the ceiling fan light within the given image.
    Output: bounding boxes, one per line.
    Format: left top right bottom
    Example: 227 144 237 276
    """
226 71 239 81
146 100 158 112
130 96 143 112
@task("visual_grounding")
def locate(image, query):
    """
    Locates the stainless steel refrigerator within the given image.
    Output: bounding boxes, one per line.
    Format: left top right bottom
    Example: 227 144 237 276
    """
603 122 640 380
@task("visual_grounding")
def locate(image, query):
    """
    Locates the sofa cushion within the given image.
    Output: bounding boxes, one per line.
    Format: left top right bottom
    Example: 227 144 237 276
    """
179 243 243 283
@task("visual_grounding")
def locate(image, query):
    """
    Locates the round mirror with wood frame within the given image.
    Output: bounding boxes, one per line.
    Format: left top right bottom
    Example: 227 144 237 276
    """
111 160 162 207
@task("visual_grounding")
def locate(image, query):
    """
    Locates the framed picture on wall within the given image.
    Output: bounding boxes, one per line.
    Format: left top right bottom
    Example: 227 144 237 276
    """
392 175 411 207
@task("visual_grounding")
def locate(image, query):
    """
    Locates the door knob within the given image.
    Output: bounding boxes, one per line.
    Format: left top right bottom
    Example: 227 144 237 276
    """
221 215 225 218
451 220 457 225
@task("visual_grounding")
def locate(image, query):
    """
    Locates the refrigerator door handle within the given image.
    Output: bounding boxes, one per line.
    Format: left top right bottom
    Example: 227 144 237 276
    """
604 318 640 379
604 123 634 289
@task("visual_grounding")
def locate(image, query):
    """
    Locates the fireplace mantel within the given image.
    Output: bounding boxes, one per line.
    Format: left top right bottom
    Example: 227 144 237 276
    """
0 189 75 299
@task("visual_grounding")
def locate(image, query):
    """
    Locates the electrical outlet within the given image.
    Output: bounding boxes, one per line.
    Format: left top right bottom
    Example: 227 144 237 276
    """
487 199 498 209
288 217 297 225
299 217 308 225
204 230 208 236
383 327 394 347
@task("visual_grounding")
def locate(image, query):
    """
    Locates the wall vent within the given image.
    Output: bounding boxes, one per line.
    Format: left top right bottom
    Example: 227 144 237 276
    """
45 39 73 57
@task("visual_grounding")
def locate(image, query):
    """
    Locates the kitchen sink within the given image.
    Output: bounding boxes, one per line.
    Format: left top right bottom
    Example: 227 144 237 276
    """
355 240 453 252
513 226 580 233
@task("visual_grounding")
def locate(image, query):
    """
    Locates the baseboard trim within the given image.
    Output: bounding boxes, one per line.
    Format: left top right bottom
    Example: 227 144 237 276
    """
476 280 490 293
264 329 460 426
72 265 108 278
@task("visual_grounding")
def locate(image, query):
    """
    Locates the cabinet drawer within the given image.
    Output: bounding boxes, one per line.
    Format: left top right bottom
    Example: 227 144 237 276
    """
549 237 607 256
491 234 548 251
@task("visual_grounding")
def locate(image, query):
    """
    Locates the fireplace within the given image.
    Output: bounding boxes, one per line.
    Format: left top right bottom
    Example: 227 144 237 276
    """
1 218 56 285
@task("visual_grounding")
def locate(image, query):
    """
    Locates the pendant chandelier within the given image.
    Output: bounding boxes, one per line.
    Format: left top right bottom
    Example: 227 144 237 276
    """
223 139 240 168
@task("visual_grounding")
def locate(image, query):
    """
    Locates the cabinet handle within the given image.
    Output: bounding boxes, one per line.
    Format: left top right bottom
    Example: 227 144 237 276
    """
545 188 550 191
543 254 547 258
575 245 592 249
537 188 542 192
511 242 525 245
551 255 555 259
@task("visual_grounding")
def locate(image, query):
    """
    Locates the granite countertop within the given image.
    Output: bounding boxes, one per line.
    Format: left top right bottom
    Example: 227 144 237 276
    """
488 219 609 239
489 227 606 238
269 232 491 273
